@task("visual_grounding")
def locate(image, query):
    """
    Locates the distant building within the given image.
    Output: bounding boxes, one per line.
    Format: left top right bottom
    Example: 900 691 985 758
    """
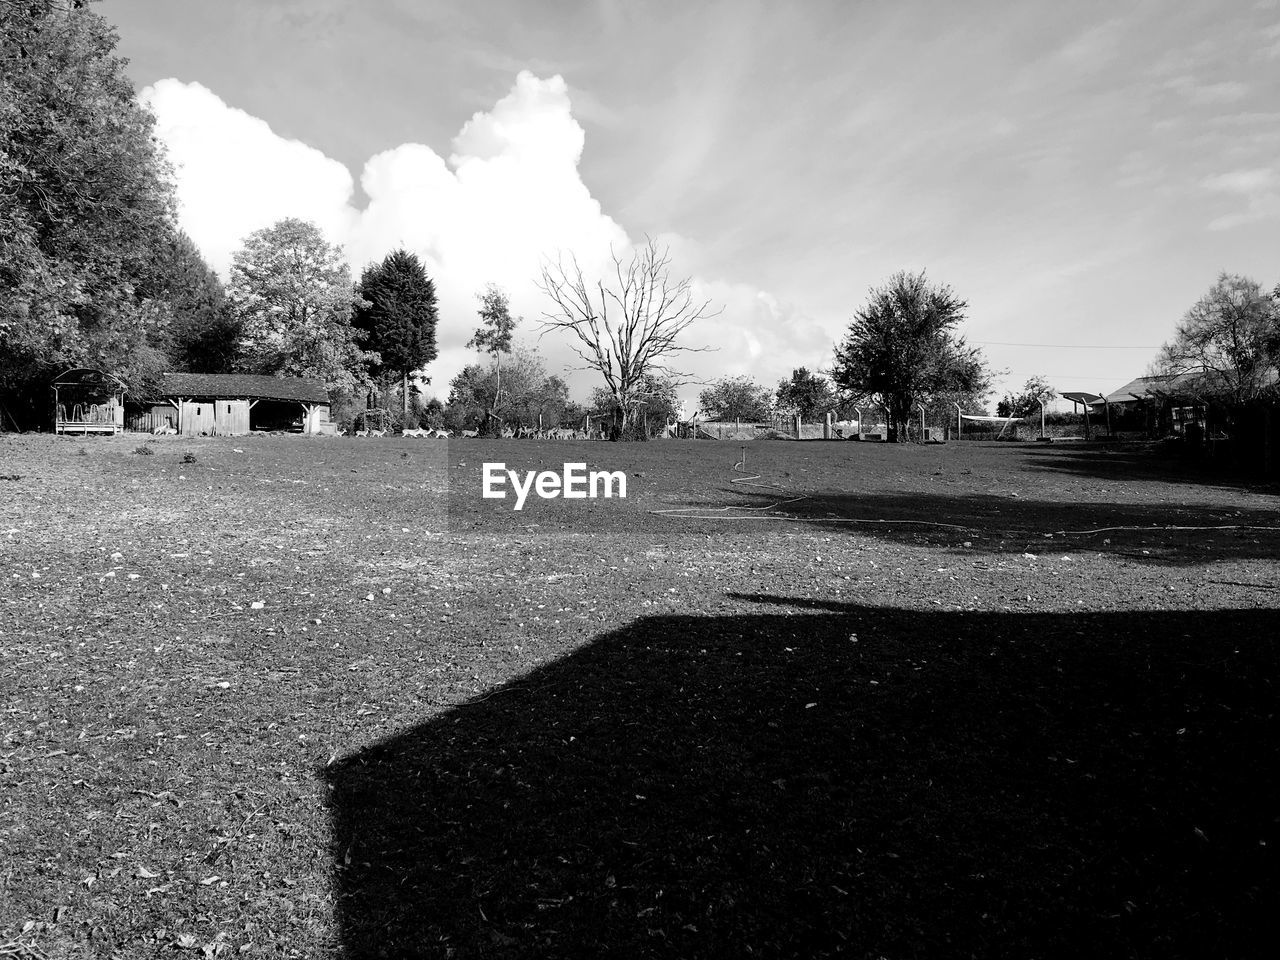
142 373 336 436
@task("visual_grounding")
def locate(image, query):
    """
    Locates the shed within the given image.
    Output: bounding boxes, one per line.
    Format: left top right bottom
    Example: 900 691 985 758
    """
52 368 126 435
151 373 334 436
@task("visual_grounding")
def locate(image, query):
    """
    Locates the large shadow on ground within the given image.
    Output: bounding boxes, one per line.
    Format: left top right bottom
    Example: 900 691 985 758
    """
1016 440 1276 490
324 601 1279 958
724 488 1280 563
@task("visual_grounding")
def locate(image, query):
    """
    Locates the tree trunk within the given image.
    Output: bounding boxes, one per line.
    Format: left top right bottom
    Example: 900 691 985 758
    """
489 354 502 435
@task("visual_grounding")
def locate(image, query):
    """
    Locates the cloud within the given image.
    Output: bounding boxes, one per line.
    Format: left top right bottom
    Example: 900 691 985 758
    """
1162 76 1250 105
141 72 824 401
1055 18 1126 72
1202 168 1274 194
1202 166 1280 229
142 79 357 274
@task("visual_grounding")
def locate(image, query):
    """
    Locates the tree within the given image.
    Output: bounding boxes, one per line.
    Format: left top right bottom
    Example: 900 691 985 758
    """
1153 273 1280 405
444 363 489 433
353 249 439 419
228 218 375 394
153 231 241 373
591 371 680 438
538 238 718 436
832 271 990 441
997 375 1057 418
699 376 772 422
468 284 518 433
500 347 569 430
775 368 836 421
1 0 183 422
445 345 570 432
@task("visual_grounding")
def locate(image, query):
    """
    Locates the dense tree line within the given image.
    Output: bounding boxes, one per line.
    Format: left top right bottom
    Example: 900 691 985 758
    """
1 1 184 424
0 3 438 428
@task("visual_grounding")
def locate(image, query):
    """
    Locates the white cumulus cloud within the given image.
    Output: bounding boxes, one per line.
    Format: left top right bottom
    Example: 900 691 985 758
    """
141 72 828 402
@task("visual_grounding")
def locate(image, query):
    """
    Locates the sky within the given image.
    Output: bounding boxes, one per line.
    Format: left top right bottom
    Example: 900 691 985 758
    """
107 0 1280 409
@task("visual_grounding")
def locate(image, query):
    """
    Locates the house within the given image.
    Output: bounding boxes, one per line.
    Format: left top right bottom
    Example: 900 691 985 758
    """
1090 371 1274 438
145 373 336 436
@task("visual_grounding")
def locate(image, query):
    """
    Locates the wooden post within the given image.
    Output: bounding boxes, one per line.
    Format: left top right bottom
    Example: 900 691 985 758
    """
793 414 801 439
952 402 962 441
824 410 832 440
1103 394 1112 438
1083 403 1091 440
1039 399 1046 440
917 404 926 441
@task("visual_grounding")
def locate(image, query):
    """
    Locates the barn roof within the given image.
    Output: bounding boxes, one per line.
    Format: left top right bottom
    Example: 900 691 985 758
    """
159 373 329 403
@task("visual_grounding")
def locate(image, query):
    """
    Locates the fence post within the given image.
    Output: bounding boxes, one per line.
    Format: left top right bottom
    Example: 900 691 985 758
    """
793 414 802 439
824 410 832 440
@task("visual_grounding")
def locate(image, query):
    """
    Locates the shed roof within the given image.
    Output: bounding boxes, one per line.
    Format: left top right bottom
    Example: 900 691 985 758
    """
1103 374 1185 404
51 367 127 391
159 373 329 403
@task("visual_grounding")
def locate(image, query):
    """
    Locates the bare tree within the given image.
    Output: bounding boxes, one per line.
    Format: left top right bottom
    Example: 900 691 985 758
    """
537 238 718 432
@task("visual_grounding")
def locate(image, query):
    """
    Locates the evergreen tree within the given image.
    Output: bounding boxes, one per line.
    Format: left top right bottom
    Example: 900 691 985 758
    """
353 249 440 417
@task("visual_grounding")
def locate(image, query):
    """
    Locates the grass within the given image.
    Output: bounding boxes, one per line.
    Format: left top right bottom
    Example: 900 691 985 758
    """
1 433 1278 958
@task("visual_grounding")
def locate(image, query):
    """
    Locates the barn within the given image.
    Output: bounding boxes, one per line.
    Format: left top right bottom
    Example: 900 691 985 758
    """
143 373 336 436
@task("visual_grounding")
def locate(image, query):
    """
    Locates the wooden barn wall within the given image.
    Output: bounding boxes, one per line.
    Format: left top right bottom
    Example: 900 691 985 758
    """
180 400 216 436
214 400 250 435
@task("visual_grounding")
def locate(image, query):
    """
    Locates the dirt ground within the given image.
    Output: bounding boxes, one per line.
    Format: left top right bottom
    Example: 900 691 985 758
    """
2 433 1278 958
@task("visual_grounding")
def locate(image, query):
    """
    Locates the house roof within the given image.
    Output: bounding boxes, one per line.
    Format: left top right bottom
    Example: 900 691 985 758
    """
159 373 329 403
1098 368 1279 406
1102 374 1188 404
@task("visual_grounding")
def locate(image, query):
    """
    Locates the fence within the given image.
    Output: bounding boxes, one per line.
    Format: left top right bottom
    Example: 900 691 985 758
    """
55 401 123 435
126 411 176 433
680 417 887 440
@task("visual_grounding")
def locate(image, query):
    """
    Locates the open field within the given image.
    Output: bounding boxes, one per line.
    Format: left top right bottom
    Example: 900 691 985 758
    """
2 434 1279 958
